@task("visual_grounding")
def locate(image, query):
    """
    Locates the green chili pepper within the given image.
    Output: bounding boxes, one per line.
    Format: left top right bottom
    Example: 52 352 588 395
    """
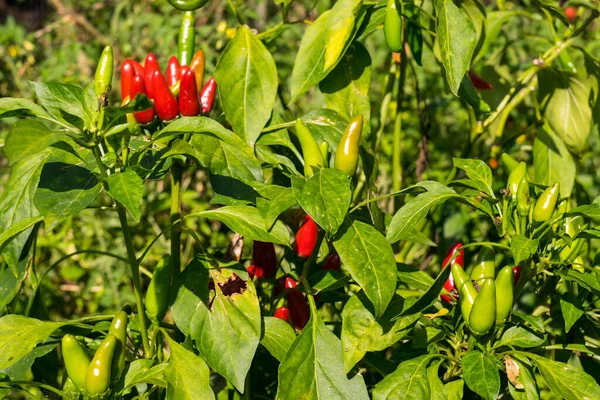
145 254 172 322
471 246 495 285
533 183 560 222
495 266 514 323
178 12 195 66
295 119 325 176
334 115 363 176
167 0 209 11
458 75 492 113
507 162 527 202
107 311 128 381
320 141 329 165
469 279 496 335
516 177 530 217
560 215 584 262
384 0 403 52
452 264 478 323
61 334 91 391
501 153 520 175
94 45 114 98
85 334 117 396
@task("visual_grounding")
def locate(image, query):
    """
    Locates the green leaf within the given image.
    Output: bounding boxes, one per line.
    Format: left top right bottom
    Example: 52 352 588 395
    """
0 342 56 381
170 258 260 393
452 158 493 196
512 311 545 333
560 293 585 332
104 171 145 222
0 261 27 311
292 169 352 235
301 109 348 151
461 351 500 400
496 326 546 348
30 82 85 129
187 206 290 246
0 217 43 256
164 335 214 400
445 380 464 400
538 69 593 155
394 263 451 319
276 309 369 400
323 0 363 72
0 315 64 369
261 317 296 362
396 263 435 292
507 356 539 400
428 360 448 400
386 182 459 244
529 354 600 400
33 147 101 230
333 218 397 318
568 204 600 220
320 42 372 134
510 235 539 265
122 359 167 395
309 270 350 293
256 185 297 230
4 120 66 166
0 97 47 119
372 355 435 399
289 11 331 103
405 0 423 65
533 126 575 197
341 293 420 372
214 26 278 146
435 0 477 95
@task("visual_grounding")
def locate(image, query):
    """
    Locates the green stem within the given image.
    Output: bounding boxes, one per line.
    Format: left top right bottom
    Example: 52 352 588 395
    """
392 52 406 198
170 161 183 282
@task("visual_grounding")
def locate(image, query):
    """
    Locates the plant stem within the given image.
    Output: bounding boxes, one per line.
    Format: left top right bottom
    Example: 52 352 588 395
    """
392 53 406 198
170 161 183 282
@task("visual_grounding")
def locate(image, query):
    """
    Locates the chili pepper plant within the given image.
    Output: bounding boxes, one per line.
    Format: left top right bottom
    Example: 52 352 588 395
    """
0 0 599 399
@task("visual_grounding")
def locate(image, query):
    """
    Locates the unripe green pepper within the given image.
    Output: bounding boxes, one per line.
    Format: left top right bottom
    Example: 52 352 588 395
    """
167 0 209 11
61 334 91 391
501 153 519 175
458 76 491 113
469 279 496 335
178 12 195 66
384 0 403 52
471 246 495 285
495 266 514 323
452 264 478 323
560 216 584 262
94 45 113 98
533 183 560 222
507 162 527 202
86 334 117 396
334 115 363 176
145 254 172 322
516 177 530 217
295 119 325 176
107 311 128 381
320 141 329 165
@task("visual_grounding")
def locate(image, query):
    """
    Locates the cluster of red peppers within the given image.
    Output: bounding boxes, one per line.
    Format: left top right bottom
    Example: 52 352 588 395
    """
119 11 216 125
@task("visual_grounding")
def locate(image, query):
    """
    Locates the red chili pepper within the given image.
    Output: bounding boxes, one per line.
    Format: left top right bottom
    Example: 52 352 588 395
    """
468 71 493 90
512 266 521 287
564 6 577 23
285 278 310 330
178 66 200 117
246 264 262 279
130 75 155 124
199 77 217 114
273 306 291 324
144 53 161 99
251 241 277 279
165 56 181 87
322 252 340 271
132 60 145 78
120 60 137 101
152 70 179 121
440 243 464 303
294 215 318 258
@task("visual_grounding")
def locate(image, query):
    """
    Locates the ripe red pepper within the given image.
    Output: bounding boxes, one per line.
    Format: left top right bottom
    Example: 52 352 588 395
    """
564 6 577 23
294 215 318 258
274 306 291 325
252 241 277 278
246 264 262 279
165 56 181 87
468 71 493 90
120 59 137 101
512 266 521 287
199 77 217 114
130 75 155 124
132 60 144 77
152 70 179 121
322 252 341 271
144 53 161 99
178 66 200 116
441 243 464 303
189 49 205 90
285 278 310 330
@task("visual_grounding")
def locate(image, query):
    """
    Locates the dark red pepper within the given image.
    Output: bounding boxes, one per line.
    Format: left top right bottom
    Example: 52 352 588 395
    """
274 276 286 295
274 306 291 325
512 265 521 287
120 59 137 101
152 70 179 121
251 241 277 279
178 66 200 116
144 53 161 99
294 215 318 258
130 75 155 124
285 278 310 330
165 56 181 87
322 252 341 271
199 77 217 114
440 243 464 303
468 71 493 90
